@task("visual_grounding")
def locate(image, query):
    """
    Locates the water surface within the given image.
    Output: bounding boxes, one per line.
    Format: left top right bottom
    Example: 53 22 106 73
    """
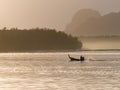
0 51 120 90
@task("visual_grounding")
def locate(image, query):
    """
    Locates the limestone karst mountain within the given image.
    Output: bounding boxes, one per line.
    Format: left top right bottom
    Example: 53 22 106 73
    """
65 9 120 36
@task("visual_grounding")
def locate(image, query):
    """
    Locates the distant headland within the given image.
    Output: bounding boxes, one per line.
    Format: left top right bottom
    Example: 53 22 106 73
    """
0 28 82 52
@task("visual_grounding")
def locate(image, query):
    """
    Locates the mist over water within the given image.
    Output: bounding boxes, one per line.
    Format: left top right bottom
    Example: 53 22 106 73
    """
0 51 120 90
82 41 120 50
80 37 120 50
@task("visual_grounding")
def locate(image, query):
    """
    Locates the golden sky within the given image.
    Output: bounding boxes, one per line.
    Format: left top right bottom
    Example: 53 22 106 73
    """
0 0 120 30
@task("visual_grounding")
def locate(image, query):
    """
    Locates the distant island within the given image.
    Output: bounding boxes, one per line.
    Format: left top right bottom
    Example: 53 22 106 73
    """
65 9 120 36
0 28 82 52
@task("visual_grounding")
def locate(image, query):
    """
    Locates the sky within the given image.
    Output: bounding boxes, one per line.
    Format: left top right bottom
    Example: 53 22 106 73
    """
0 0 120 30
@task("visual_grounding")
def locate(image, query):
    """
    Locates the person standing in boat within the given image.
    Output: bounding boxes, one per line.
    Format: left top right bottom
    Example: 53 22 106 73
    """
80 56 85 61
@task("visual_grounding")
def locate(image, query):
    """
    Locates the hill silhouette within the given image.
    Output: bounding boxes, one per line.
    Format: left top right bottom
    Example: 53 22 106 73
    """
65 9 120 36
0 28 82 52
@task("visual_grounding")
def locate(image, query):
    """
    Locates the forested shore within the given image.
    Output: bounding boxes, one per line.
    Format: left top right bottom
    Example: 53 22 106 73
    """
0 28 82 52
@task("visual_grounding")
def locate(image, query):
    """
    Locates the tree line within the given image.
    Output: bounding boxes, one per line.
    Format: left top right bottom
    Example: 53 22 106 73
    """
0 28 82 52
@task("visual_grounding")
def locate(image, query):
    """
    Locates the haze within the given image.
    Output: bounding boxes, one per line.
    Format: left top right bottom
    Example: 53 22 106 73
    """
0 0 120 30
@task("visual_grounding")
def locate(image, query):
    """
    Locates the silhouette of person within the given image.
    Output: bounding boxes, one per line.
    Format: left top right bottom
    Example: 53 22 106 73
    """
80 56 85 61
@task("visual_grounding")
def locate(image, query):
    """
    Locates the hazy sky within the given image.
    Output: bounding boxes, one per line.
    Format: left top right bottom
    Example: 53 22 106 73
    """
0 0 120 30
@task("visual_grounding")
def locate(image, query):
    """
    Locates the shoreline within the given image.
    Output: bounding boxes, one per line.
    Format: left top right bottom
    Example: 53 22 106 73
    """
0 49 120 53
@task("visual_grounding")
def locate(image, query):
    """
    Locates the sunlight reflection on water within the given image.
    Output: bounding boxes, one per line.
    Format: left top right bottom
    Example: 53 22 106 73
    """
0 51 120 90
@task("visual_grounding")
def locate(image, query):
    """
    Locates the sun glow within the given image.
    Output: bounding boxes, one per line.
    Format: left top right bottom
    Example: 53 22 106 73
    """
0 0 120 30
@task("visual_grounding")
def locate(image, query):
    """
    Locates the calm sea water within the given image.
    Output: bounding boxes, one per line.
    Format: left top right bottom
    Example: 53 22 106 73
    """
0 51 120 90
